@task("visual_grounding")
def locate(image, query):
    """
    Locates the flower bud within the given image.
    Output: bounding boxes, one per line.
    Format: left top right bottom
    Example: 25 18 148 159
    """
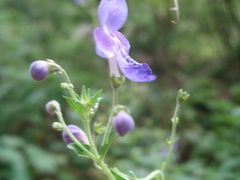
29 60 49 81
45 100 61 115
112 111 135 136
62 124 89 144
52 122 63 131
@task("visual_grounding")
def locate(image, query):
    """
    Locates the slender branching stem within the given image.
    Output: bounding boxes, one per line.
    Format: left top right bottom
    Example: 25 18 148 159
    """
161 98 180 173
59 67 77 99
160 89 189 179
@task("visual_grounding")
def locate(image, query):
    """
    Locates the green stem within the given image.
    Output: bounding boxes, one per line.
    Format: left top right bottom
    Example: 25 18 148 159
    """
59 66 77 99
139 170 164 180
83 116 99 157
161 98 180 173
101 86 118 146
55 111 95 159
98 160 116 180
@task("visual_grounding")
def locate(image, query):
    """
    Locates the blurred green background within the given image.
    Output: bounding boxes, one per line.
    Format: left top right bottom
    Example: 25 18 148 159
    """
0 0 240 179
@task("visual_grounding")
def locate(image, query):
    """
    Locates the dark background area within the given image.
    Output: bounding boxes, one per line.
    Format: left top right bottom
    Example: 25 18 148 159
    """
0 0 240 179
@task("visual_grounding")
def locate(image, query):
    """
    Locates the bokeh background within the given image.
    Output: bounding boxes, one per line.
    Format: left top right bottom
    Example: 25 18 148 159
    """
0 0 240 179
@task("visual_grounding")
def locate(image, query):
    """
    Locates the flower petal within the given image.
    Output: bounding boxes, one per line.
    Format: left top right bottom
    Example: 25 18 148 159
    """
93 27 115 58
117 52 156 82
98 0 128 31
114 31 130 53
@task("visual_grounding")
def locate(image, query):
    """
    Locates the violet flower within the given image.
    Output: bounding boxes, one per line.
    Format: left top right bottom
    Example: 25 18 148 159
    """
93 0 156 82
62 124 89 145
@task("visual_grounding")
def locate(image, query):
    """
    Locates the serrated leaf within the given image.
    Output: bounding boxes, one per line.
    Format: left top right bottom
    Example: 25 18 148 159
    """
67 143 91 158
89 89 102 109
63 96 86 116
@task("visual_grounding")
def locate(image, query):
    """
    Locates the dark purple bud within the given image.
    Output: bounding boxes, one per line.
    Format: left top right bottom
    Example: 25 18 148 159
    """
62 124 89 144
112 111 135 136
29 60 48 81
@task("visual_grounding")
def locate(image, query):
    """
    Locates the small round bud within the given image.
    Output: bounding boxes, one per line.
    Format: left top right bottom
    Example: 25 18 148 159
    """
29 60 49 81
52 122 63 131
112 111 135 136
62 124 89 144
45 100 61 115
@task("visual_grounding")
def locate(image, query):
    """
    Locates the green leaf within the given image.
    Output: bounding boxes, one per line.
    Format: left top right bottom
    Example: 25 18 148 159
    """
81 85 87 101
67 143 91 158
89 89 102 112
64 87 102 119
89 89 102 106
63 96 86 116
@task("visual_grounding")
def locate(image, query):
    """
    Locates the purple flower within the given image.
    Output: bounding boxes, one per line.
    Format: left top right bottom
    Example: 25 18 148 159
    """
29 60 48 81
62 124 89 144
93 0 156 82
113 111 135 136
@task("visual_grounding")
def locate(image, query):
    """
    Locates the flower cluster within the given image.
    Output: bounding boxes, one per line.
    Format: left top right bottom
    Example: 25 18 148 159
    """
29 0 189 180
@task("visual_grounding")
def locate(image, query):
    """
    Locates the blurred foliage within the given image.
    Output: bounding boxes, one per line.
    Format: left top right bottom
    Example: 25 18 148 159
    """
0 0 240 179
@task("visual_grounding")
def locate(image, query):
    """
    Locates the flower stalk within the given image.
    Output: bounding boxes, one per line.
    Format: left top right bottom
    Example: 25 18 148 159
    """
160 89 189 178
101 79 119 146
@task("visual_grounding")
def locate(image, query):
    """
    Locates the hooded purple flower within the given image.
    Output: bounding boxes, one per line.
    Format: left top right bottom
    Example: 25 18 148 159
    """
93 0 156 82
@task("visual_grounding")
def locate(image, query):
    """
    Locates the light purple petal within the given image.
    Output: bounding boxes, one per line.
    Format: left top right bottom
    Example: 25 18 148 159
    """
114 31 130 53
93 27 115 58
98 0 128 31
117 52 157 82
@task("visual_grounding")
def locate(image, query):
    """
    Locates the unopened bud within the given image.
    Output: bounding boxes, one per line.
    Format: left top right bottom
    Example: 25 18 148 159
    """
62 124 89 144
52 122 63 131
45 100 61 115
60 83 74 89
112 111 135 136
29 60 49 81
177 89 190 102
